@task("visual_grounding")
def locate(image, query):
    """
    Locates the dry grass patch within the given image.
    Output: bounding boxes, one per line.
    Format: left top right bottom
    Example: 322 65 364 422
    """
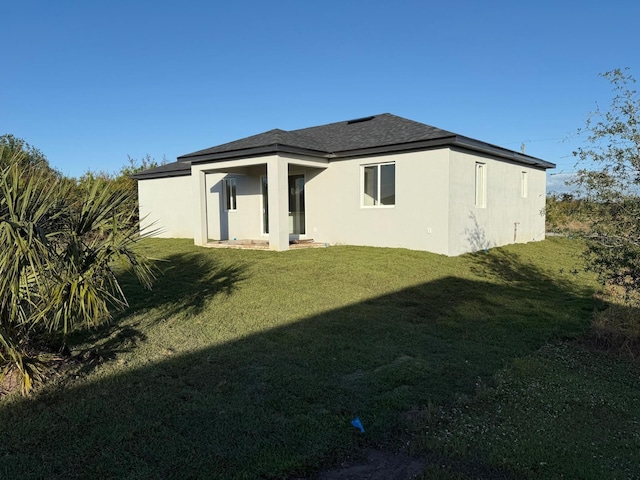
590 287 640 359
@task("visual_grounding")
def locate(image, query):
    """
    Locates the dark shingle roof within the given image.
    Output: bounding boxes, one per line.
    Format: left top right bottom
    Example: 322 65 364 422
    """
294 114 456 152
181 128 329 158
178 113 457 160
133 114 554 179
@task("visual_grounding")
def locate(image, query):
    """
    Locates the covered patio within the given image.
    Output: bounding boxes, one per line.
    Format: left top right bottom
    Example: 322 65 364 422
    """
191 153 328 251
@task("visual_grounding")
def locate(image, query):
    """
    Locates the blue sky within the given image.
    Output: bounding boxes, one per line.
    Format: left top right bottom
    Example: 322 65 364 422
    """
2 1 638 192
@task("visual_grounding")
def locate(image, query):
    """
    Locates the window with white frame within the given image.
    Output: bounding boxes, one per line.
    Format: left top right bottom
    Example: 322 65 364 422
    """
475 163 486 208
224 178 237 211
362 162 395 206
521 171 528 198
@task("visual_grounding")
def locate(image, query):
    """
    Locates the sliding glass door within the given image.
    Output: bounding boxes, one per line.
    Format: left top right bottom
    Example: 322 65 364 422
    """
261 174 305 235
261 176 269 234
289 174 305 235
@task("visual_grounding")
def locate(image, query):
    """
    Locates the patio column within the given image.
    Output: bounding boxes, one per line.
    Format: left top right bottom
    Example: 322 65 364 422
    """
267 156 289 251
193 168 208 246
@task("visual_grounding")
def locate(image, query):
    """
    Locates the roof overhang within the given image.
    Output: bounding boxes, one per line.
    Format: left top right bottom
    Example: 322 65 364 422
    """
327 137 455 159
130 164 191 180
179 143 328 164
452 136 555 169
327 136 554 170
189 153 330 175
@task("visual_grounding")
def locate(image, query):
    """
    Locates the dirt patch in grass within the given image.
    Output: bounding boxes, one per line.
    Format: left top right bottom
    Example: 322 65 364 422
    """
0 350 88 400
0 368 21 397
309 449 519 480
310 449 426 480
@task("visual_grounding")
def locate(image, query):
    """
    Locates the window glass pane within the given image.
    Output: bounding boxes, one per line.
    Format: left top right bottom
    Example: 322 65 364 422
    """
262 177 269 234
380 164 395 205
225 178 236 211
363 166 378 205
288 175 305 235
475 164 485 207
231 179 237 209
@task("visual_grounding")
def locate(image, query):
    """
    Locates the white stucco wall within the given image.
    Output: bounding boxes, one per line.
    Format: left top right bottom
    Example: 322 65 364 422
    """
139 147 547 255
447 149 547 256
138 175 194 238
191 159 272 245
306 149 452 255
205 172 263 241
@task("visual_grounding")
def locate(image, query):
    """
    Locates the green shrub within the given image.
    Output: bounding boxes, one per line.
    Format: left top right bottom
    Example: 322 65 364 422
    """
0 149 154 394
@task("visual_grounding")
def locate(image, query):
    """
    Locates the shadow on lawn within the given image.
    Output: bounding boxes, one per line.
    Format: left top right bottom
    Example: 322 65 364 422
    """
0 250 594 480
120 251 248 317
470 248 579 287
65 252 247 365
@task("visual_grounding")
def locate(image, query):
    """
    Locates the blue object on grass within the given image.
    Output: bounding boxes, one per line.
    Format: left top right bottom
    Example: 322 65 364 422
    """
351 417 365 433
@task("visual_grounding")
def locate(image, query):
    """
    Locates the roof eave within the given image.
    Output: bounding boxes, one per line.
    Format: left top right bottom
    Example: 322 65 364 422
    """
182 143 329 164
328 137 456 159
452 136 555 169
131 169 192 180
327 136 553 169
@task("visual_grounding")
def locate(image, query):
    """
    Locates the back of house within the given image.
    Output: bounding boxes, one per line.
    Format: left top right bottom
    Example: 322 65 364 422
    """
133 113 554 255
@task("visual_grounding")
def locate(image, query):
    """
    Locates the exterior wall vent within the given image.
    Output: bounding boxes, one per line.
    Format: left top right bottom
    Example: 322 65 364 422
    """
347 116 375 125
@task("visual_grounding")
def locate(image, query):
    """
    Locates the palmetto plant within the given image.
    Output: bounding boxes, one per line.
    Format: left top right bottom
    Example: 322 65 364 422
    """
0 150 154 394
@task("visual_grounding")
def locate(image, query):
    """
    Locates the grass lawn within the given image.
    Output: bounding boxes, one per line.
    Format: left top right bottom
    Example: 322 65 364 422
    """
0 237 638 479
416 342 640 479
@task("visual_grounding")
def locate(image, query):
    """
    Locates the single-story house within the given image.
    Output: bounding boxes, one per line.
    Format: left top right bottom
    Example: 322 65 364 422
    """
133 113 554 256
